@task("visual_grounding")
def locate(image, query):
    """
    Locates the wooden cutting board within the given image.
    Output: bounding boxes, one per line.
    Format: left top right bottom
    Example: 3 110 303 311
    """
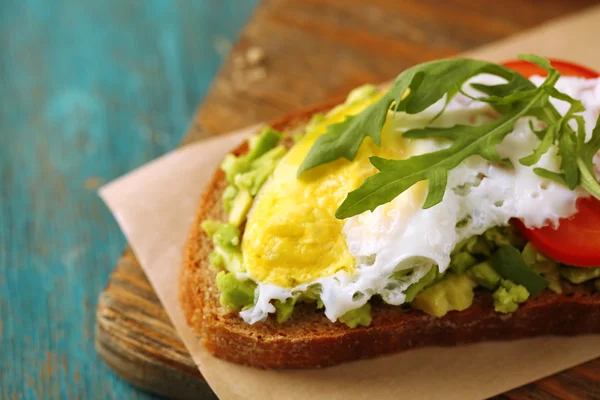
95 0 600 398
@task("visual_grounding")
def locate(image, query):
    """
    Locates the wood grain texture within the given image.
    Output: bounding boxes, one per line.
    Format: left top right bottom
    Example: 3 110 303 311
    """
96 248 215 400
95 0 600 398
198 0 600 135
0 0 257 399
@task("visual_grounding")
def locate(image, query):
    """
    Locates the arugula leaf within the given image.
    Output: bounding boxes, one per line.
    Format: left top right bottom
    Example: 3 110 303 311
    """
578 114 600 198
468 56 543 113
533 168 568 185
559 130 580 189
519 125 556 166
542 86 585 188
297 58 531 177
528 68 600 195
336 112 528 218
300 53 600 219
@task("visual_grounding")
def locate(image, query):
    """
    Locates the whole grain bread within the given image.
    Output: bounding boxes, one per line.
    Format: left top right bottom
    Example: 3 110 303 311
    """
179 100 600 369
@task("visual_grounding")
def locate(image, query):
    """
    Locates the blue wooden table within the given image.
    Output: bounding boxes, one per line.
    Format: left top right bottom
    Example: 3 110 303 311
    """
0 0 258 398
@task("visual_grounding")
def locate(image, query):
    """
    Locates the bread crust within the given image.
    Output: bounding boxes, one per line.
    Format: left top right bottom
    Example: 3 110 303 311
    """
179 100 600 369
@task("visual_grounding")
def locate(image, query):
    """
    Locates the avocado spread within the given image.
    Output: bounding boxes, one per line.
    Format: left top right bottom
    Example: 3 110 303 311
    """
493 280 530 313
216 271 256 311
339 303 372 328
220 126 285 227
468 261 501 290
201 220 243 273
559 266 600 284
412 274 476 317
274 298 296 323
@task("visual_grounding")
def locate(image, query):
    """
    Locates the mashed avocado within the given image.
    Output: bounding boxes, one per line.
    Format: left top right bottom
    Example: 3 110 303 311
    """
493 280 529 313
464 235 492 257
467 260 501 290
273 298 296 323
449 252 477 274
404 266 440 302
409 226 535 318
220 127 285 226
559 266 600 284
201 220 244 273
216 271 257 311
339 303 372 328
412 274 476 317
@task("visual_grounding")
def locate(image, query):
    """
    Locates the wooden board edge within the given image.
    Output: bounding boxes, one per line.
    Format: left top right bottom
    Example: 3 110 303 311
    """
95 286 217 399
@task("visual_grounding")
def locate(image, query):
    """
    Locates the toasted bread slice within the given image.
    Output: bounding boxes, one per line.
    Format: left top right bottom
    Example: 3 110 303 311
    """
179 101 600 369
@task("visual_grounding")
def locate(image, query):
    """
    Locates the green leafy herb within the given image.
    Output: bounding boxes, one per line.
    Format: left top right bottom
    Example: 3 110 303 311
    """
537 95 600 197
336 114 524 217
519 125 555 166
578 118 600 198
328 54 600 219
297 58 533 177
470 56 600 198
336 56 560 218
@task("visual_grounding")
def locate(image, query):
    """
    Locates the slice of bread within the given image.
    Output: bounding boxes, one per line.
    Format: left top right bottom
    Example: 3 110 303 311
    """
179 101 600 369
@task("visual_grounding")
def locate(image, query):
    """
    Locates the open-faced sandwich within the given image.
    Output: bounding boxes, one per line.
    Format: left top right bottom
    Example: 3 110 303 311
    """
180 55 600 368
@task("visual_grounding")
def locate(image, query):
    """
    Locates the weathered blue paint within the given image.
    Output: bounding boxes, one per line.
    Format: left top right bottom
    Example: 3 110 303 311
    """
0 0 258 398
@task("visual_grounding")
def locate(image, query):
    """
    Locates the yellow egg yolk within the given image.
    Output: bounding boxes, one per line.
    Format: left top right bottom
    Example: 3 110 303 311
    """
242 95 417 287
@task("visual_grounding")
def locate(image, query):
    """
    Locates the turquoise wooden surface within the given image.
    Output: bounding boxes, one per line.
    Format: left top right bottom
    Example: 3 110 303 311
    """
0 0 258 398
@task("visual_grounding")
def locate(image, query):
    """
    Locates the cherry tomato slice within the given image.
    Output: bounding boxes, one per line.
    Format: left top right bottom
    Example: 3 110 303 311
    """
503 59 600 79
504 58 600 267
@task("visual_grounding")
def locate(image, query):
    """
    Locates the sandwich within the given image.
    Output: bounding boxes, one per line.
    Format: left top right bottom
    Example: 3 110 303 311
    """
179 54 600 369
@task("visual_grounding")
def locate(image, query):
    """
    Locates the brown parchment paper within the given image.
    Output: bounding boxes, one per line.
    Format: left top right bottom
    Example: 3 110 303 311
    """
100 6 600 400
